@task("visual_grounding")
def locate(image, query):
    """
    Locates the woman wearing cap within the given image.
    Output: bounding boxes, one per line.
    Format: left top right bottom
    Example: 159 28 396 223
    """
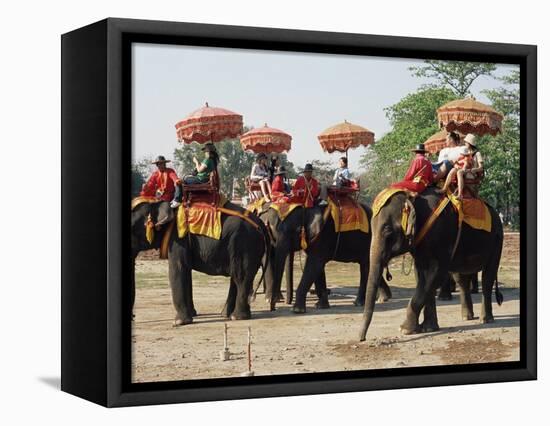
140 155 182 205
391 144 434 193
437 134 483 199
182 143 219 187
250 153 272 202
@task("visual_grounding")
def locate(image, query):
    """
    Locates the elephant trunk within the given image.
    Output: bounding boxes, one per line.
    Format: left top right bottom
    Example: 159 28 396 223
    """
359 237 384 341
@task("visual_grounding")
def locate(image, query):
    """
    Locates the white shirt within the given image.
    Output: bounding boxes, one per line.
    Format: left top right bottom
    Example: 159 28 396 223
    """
333 167 351 186
438 146 463 163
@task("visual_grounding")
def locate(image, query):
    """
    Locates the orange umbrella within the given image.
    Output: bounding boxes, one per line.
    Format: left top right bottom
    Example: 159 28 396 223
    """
240 123 292 153
317 120 374 155
437 98 503 136
424 129 465 154
175 102 243 144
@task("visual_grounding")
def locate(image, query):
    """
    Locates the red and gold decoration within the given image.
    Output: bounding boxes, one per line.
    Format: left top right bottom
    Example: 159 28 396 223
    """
437 98 503 137
240 123 292 153
175 102 243 144
317 120 374 154
327 196 369 234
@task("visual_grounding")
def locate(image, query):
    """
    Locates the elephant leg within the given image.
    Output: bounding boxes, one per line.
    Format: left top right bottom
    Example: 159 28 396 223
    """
480 242 501 323
231 270 254 321
222 278 238 319
401 261 443 335
377 277 392 303
314 269 330 309
170 261 194 326
420 289 440 332
285 251 294 305
438 274 453 300
470 273 479 294
354 261 368 306
400 265 426 334
293 257 324 314
454 273 475 321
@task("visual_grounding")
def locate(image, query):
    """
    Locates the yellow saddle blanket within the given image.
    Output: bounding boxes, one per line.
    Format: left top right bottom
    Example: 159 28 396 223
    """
327 196 369 234
177 195 228 240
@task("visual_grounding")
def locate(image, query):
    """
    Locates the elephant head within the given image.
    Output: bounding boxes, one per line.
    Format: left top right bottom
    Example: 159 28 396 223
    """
131 201 175 258
359 192 416 341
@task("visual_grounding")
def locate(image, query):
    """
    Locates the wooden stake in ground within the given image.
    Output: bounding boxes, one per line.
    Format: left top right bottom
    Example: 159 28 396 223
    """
219 323 230 361
241 326 254 376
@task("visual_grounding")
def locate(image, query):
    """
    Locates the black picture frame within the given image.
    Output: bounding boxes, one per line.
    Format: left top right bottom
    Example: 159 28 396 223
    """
61 17 537 407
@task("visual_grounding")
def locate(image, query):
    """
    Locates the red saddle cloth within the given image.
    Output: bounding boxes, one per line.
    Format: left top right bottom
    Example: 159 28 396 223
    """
327 193 369 233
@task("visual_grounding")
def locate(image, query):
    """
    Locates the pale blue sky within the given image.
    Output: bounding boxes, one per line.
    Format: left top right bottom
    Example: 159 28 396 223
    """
132 43 518 172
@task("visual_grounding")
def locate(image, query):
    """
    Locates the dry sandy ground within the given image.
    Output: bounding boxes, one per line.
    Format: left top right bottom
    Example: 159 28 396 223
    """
132 234 520 383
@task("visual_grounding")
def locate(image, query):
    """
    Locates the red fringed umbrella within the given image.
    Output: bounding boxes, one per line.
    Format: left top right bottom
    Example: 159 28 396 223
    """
240 123 292 153
175 102 243 144
317 120 374 155
437 98 503 136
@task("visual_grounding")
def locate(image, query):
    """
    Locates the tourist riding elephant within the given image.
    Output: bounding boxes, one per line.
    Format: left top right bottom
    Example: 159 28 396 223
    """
131 200 269 325
259 201 392 313
359 188 503 341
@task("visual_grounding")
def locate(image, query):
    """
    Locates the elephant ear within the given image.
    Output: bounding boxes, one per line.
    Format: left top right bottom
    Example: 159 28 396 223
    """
401 198 416 240
155 201 175 226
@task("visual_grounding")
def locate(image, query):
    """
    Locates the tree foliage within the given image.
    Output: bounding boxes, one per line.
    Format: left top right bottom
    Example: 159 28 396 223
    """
479 71 520 228
360 87 458 202
409 60 496 97
131 156 153 197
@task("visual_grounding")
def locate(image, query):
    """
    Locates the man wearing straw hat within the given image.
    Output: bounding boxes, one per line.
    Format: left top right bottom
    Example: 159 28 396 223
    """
292 163 320 208
391 144 433 193
140 155 182 204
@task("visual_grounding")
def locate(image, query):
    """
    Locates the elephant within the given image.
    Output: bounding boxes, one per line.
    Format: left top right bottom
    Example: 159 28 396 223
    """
131 200 269 325
257 201 392 313
359 187 503 341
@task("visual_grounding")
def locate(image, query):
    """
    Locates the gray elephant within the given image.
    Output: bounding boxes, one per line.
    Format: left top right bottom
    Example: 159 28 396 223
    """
359 188 503 341
131 200 269 325
256 201 392 313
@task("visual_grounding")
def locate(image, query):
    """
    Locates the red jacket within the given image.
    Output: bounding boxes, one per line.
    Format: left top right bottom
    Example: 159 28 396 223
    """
140 168 181 202
271 175 286 193
391 154 433 193
291 176 320 208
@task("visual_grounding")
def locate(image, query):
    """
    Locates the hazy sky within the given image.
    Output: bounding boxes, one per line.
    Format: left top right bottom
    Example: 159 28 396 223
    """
132 43 518 172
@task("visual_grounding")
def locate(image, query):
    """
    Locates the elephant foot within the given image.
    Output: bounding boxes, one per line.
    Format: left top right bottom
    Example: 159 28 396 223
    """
353 298 365 307
400 322 420 335
173 316 193 327
420 321 440 333
191 308 198 317
315 300 330 309
292 305 306 314
480 315 494 324
285 297 293 305
462 314 477 321
377 295 389 303
438 293 453 301
230 311 251 321
276 292 284 302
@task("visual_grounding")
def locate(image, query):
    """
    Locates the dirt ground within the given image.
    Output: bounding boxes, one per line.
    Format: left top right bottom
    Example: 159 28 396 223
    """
132 233 520 383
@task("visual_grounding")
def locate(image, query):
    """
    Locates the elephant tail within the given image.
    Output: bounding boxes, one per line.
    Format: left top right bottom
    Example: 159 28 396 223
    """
495 275 504 306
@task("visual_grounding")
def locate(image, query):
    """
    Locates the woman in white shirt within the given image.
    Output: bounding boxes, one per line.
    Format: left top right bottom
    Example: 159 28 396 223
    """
250 153 272 202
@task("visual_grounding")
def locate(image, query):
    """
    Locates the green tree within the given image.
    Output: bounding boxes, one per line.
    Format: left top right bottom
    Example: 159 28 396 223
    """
479 71 520 228
131 156 153 197
360 87 458 202
409 60 497 97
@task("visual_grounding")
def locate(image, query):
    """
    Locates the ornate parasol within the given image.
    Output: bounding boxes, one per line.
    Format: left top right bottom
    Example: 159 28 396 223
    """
317 120 374 156
424 129 465 155
240 123 292 154
437 98 503 136
175 102 243 144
